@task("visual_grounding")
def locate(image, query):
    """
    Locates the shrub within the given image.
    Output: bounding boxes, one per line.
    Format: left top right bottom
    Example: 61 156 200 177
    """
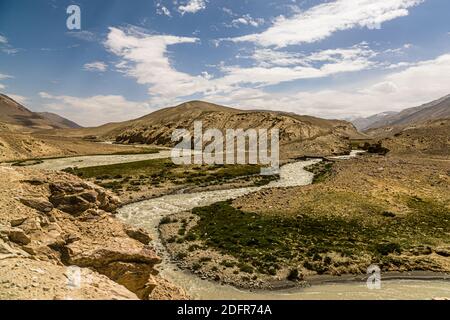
287 269 300 281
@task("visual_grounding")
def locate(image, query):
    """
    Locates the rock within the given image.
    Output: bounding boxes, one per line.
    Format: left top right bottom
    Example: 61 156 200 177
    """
49 194 93 216
8 228 31 245
49 182 119 216
124 226 151 245
19 198 53 213
21 179 46 186
10 217 27 227
435 247 450 257
0 239 30 258
410 245 432 256
66 241 161 300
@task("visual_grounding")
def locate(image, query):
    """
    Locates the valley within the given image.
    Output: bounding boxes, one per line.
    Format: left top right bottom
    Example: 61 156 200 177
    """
1 94 449 300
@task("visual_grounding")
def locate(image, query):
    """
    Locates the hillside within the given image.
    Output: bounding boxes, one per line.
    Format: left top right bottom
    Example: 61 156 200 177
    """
381 118 450 157
0 94 81 130
77 100 362 160
354 94 450 134
351 111 397 131
36 112 81 129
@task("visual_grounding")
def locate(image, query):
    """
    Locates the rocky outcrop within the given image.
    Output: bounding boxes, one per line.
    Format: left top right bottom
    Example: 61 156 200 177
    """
48 181 120 216
0 166 187 300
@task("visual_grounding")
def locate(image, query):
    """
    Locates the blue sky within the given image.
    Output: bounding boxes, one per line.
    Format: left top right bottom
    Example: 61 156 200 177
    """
0 0 449 126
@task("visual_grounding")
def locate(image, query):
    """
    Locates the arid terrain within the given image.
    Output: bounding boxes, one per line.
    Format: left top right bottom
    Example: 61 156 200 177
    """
1 93 449 299
158 108 450 290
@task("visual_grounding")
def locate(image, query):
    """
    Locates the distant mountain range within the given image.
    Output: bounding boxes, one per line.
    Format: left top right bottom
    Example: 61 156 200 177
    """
351 94 450 132
0 94 81 130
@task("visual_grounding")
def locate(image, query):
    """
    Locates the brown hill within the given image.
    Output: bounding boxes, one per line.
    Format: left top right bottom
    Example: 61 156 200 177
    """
0 94 81 130
76 100 361 159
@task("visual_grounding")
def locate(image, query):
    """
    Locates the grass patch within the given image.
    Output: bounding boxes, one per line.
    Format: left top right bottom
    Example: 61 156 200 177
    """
186 196 450 275
304 161 334 184
64 158 277 195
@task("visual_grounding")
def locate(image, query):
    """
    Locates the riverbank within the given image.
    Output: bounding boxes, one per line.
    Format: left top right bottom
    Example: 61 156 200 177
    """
153 153 450 292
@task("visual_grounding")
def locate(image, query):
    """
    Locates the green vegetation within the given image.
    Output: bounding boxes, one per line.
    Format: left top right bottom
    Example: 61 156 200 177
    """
186 196 450 276
64 158 277 194
11 159 44 167
111 148 160 155
304 161 334 184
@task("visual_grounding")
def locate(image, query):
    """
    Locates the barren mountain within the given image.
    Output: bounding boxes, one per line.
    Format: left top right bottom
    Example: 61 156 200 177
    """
36 112 81 129
71 101 361 160
350 111 397 131
355 94 450 135
0 94 81 130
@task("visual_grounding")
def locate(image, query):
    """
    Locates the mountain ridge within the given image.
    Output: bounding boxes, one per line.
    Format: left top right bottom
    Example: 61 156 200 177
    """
351 94 450 132
0 93 81 130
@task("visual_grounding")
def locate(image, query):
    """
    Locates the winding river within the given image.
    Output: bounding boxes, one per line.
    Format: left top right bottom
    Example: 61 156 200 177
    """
28 150 450 299
117 151 450 300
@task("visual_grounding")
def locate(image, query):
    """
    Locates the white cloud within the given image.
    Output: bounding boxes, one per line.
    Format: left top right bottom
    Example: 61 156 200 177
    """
67 30 97 42
0 84 4 90
178 0 207 15
105 27 379 103
0 35 7 44
250 49 306 67
233 0 424 47
203 53 450 119
221 43 377 86
105 26 211 103
39 92 151 127
0 34 19 55
231 14 265 28
83 61 108 72
0 73 11 81
104 26 450 120
156 1 171 17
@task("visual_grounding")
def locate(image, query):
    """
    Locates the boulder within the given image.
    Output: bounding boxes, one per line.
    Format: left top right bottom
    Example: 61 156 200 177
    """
49 182 119 216
7 228 31 245
19 198 53 213
66 240 161 299
124 226 152 245
435 247 450 257
10 217 27 227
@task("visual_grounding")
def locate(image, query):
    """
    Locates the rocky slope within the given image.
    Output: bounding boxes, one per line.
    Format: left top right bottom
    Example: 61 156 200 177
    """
0 166 187 300
0 94 81 130
381 118 450 157
91 101 361 160
350 111 397 131
356 94 450 135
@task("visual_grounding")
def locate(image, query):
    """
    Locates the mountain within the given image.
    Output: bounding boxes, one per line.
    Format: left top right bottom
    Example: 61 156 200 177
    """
70 100 362 159
350 111 397 131
36 112 82 129
0 94 81 130
352 94 450 133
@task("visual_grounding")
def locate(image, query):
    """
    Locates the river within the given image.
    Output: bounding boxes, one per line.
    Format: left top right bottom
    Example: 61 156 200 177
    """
117 151 450 300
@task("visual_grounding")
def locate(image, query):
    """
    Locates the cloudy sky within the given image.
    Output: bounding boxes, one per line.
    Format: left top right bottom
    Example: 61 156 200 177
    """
0 0 449 126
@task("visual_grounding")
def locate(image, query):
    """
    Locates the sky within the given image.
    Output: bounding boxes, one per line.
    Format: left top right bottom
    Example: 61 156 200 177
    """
0 0 449 127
